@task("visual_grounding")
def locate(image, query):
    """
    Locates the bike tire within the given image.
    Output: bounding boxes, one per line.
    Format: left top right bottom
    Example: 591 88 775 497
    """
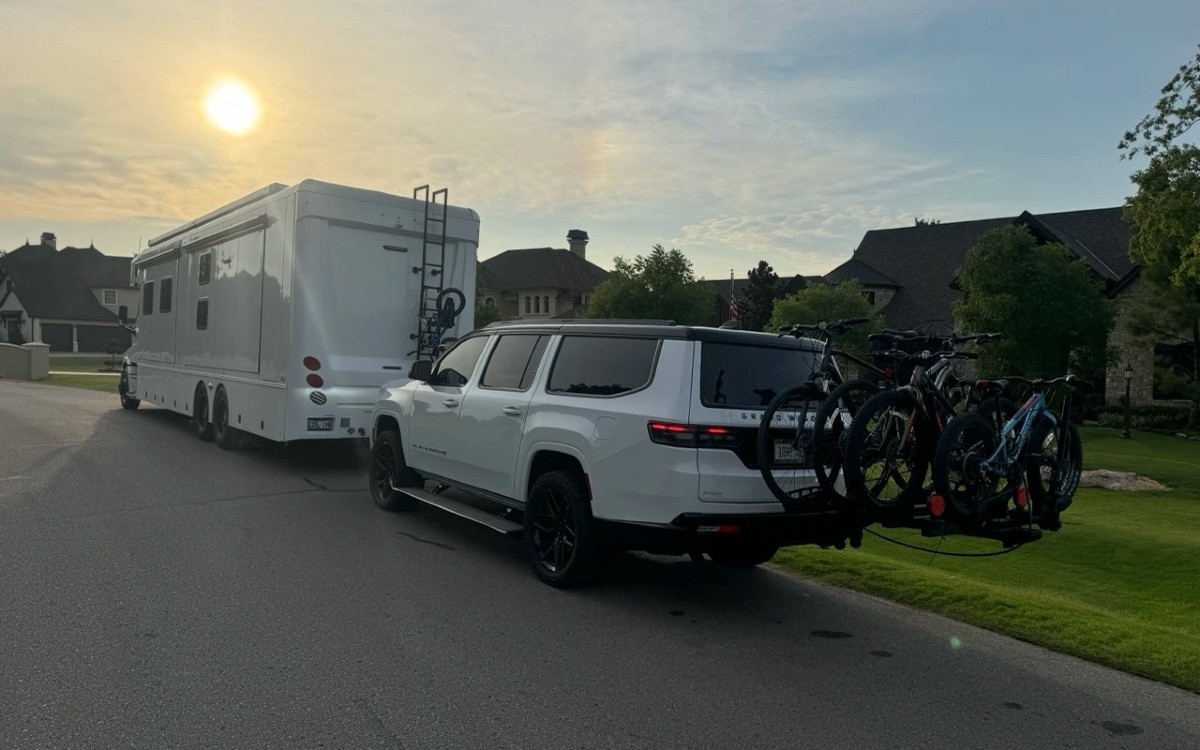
811 378 881 499
436 288 467 325
842 388 931 510
757 383 827 508
931 412 999 522
1025 416 1083 521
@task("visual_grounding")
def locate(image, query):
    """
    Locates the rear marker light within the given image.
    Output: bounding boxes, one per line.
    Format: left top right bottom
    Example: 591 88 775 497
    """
1015 487 1029 509
303 356 321 371
928 494 946 517
647 421 741 449
697 525 741 534
306 373 324 388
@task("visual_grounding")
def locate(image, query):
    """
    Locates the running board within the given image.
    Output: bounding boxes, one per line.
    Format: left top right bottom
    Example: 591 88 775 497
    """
397 487 523 536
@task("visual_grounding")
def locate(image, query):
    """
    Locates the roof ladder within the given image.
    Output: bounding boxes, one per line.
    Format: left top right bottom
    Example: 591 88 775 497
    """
411 185 450 361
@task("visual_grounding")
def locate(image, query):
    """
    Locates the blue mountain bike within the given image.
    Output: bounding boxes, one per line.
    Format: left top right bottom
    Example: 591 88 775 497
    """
931 375 1088 532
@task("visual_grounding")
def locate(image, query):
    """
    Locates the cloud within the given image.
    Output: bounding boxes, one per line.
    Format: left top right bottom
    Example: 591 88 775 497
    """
0 0 977 264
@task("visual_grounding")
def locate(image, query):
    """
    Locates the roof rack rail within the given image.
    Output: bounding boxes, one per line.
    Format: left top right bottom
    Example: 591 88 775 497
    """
484 318 677 328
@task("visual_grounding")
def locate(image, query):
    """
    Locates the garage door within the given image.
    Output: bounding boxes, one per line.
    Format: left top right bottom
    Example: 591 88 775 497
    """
40 323 73 352
77 325 132 353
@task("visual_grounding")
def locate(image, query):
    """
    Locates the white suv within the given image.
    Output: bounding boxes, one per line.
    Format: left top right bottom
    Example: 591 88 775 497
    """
368 320 854 587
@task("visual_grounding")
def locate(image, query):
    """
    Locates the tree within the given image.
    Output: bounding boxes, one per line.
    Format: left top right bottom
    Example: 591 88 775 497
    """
474 300 503 329
770 281 883 360
914 217 942 226
104 338 125 371
587 244 713 325
953 225 1113 378
738 260 806 332
1118 44 1200 424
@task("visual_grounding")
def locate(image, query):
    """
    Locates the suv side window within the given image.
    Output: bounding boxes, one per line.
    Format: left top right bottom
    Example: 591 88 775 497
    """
432 336 488 387
547 336 659 396
481 334 550 391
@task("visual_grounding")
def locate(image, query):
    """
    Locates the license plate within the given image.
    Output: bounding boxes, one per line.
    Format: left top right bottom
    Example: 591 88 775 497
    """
307 417 334 431
774 440 805 465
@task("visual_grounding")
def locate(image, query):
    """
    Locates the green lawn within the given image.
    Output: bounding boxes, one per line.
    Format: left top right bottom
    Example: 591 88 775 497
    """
41 374 120 393
48 356 121 373
774 426 1200 692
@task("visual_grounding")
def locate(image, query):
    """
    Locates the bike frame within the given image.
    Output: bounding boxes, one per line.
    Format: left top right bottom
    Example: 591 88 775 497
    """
978 391 1052 477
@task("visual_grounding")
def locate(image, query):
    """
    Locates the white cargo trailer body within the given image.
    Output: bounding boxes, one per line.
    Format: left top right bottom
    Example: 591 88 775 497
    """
123 179 479 443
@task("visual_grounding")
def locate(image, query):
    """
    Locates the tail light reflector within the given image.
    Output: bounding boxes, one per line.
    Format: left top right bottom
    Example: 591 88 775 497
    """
306 373 324 388
303 356 321 371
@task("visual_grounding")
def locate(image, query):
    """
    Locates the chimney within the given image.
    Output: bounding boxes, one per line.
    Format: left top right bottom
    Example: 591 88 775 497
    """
567 229 589 260
40 232 57 250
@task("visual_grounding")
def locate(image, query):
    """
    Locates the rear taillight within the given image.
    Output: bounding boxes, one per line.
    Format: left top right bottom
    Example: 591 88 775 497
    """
306 373 324 388
647 421 741 449
303 356 321 371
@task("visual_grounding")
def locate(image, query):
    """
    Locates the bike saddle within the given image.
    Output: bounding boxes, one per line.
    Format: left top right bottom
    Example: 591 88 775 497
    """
973 378 1009 395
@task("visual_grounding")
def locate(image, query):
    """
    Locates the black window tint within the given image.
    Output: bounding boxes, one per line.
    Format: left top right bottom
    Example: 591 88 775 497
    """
198 252 212 285
196 298 209 330
482 335 545 390
433 336 487 387
142 281 154 316
548 336 658 396
520 336 550 390
159 278 173 313
700 342 818 408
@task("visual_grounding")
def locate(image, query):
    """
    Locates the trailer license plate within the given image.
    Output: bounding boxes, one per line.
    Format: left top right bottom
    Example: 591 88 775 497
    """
774 440 804 465
308 417 334 431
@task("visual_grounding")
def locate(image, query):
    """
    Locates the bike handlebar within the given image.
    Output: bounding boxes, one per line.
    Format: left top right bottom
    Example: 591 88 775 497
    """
1000 374 1092 390
778 317 871 338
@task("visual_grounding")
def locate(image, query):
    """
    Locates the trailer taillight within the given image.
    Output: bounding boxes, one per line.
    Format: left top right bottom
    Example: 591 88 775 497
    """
303 356 321 371
306 373 324 388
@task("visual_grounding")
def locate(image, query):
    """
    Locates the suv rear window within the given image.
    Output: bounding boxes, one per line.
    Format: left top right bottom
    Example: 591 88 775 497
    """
700 342 818 408
547 336 659 396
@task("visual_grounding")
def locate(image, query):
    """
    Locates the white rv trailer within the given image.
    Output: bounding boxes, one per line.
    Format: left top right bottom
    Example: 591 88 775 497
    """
119 179 479 445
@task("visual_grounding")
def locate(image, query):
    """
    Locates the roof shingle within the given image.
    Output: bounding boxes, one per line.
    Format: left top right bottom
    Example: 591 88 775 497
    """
1 242 132 322
480 248 609 291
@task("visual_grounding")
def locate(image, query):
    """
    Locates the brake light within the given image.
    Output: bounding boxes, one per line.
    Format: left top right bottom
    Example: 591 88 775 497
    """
303 356 321 371
647 422 741 449
306 373 324 388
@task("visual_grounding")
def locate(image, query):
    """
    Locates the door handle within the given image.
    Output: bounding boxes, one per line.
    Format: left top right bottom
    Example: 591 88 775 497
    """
443 398 460 408
502 406 523 416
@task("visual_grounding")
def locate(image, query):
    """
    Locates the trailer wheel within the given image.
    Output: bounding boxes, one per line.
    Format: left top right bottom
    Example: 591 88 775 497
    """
212 387 241 450
193 384 214 442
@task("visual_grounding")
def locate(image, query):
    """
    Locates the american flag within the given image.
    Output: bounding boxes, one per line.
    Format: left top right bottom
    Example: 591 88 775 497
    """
728 294 739 322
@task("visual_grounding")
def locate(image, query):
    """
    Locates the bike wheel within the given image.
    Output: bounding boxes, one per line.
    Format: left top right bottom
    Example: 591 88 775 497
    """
1025 416 1083 520
811 378 880 498
757 383 826 507
843 389 930 510
932 412 999 521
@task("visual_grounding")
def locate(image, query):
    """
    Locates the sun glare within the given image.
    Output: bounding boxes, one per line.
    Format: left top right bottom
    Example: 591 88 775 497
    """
203 78 261 136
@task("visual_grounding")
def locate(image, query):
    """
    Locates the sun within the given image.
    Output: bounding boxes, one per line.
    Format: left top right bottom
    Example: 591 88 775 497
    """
203 78 261 136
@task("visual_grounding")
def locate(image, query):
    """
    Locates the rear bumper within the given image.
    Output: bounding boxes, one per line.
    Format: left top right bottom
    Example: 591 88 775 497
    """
595 509 865 556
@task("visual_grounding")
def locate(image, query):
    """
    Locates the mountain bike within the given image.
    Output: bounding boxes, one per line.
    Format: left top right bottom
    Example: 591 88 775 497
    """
840 334 1005 514
756 320 926 506
408 287 466 358
932 375 1087 532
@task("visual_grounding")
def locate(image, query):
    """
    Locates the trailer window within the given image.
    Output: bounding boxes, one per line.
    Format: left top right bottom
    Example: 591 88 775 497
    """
196 298 209 330
159 278 173 313
142 281 154 316
198 252 212 285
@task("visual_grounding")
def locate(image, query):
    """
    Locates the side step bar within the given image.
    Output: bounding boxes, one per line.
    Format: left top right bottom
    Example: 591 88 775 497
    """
397 487 523 536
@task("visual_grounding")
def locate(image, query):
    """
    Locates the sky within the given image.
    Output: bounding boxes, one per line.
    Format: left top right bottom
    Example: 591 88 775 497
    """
1 0 1198 279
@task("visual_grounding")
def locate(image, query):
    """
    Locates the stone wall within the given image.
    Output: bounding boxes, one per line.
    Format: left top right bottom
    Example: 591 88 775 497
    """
1105 276 1156 406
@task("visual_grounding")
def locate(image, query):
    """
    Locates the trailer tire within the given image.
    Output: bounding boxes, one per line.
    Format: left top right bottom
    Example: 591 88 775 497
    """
193 384 214 442
212 387 241 450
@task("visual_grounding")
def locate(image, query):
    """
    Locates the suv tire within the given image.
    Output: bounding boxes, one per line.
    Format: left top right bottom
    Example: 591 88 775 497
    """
370 430 421 512
524 470 604 588
708 541 779 568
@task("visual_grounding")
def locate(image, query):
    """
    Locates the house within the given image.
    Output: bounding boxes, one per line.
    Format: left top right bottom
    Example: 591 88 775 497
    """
0 232 139 352
476 230 610 320
824 208 1157 405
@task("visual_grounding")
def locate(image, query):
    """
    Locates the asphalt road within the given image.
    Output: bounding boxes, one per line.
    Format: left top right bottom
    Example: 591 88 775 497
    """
2 381 1198 750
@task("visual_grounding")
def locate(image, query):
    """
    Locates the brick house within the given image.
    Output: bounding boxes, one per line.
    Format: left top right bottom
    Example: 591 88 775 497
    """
0 232 138 352
476 230 610 320
825 208 1164 406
